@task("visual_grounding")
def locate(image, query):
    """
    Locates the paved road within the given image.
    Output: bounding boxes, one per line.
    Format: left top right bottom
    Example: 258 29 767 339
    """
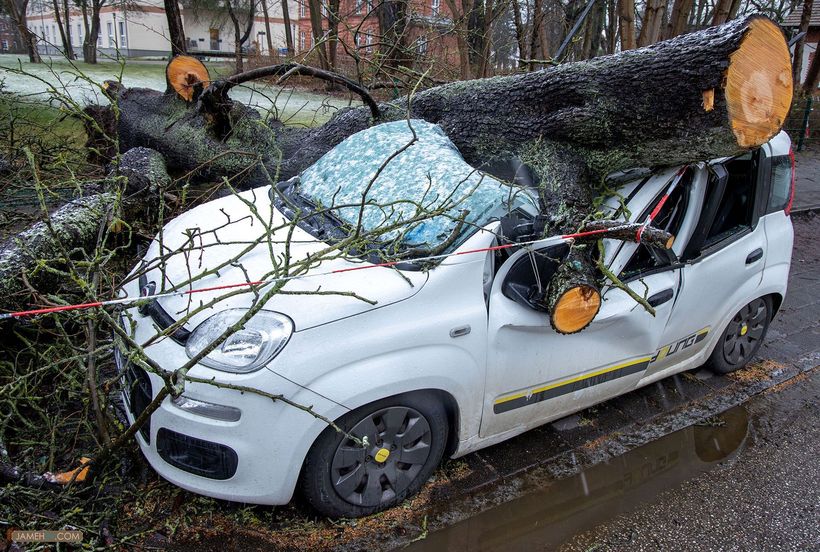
559 368 820 552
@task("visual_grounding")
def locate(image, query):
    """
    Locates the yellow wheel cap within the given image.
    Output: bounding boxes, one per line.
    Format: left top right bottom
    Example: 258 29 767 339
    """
740 324 748 336
374 448 390 463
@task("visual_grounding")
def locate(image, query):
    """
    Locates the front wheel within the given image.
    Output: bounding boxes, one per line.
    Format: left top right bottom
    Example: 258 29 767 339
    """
300 393 448 518
707 296 772 374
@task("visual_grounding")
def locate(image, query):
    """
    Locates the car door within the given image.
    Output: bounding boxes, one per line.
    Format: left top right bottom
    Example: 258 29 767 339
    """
480 170 696 439
651 151 768 379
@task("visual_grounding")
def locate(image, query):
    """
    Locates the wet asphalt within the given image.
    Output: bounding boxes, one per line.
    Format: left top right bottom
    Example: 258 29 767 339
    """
559 369 820 552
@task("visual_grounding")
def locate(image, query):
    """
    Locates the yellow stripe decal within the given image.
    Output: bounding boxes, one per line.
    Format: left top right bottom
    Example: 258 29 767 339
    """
493 356 652 414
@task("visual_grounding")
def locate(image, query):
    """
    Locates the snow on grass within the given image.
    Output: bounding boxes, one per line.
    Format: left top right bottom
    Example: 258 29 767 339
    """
0 54 357 126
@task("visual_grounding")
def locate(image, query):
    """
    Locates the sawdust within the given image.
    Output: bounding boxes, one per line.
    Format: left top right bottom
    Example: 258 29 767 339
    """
727 359 786 383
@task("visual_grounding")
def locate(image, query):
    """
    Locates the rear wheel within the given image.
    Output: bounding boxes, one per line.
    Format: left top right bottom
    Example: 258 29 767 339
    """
707 296 772 374
300 393 448 518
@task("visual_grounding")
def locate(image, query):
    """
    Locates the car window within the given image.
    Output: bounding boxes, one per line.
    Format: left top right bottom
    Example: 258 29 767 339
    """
620 175 689 279
501 244 570 310
295 119 538 251
701 153 757 248
767 154 792 213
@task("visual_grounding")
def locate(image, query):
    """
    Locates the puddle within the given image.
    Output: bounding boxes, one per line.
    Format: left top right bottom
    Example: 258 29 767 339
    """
406 407 749 551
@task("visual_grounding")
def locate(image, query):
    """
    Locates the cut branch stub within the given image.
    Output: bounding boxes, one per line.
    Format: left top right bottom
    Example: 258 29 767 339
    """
545 248 602 334
580 220 675 249
166 55 210 102
724 17 793 147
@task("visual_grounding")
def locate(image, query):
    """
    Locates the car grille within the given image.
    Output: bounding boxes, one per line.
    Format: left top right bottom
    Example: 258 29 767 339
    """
115 347 153 443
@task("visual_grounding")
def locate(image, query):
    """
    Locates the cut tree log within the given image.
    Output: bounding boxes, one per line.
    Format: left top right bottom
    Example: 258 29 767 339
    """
70 16 797 332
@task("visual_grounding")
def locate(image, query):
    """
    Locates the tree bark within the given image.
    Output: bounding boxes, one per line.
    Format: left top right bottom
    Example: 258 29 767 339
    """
5 0 41 63
261 0 276 55
617 0 636 50
803 44 820 94
711 0 733 25
791 0 814 88
308 0 330 70
664 0 693 39
281 0 295 55
637 0 666 46
164 0 187 56
82 0 103 64
52 0 73 59
226 0 256 74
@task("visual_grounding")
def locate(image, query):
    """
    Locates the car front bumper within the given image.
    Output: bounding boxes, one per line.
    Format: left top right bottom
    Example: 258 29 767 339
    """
115 313 347 505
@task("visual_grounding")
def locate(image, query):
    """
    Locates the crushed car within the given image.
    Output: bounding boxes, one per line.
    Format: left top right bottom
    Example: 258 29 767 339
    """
116 120 794 517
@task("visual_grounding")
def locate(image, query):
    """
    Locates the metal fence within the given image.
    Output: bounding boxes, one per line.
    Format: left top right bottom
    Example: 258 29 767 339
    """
784 95 819 151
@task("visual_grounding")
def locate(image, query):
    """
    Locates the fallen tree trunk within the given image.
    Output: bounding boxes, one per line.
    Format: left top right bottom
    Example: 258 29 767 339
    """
17 16 793 332
0 148 170 316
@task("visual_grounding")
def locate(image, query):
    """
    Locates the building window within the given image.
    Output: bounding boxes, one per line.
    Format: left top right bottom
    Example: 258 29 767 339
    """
431 0 440 16
355 0 367 14
299 1 307 18
77 23 83 45
299 30 307 51
365 33 373 52
107 21 114 47
118 20 126 47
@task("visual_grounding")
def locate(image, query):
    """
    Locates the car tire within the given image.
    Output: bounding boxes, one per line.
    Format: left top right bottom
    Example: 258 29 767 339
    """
707 296 772 375
299 392 448 518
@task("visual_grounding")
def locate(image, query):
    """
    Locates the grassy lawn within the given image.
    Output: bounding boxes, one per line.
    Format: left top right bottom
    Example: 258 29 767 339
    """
0 53 356 126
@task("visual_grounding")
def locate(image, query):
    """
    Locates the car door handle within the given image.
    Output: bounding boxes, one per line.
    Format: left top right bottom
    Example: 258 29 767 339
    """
647 289 674 307
746 248 764 265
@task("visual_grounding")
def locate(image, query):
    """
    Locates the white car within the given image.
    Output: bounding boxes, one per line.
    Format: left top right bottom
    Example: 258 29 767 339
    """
116 121 795 518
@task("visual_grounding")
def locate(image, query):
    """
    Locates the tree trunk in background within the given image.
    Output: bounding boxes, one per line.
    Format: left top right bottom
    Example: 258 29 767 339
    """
711 0 733 25
582 0 604 59
376 0 411 74
791 0 814 88
62 0 73 58
802 45 820 94
82 0 102 64
51 0 74 58
281 0 294 55
665 0 693 39
528 0 545 66
5 0 41 62
261 0 275 55
638 0 665 46
226 0 255 73
308 0 330 70
607 0 618 53
511 0 528 68
164 0 187 56
617 0 636 50
326 0 341 71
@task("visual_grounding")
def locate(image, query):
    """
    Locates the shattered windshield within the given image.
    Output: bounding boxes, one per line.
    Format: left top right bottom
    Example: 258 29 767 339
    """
293 120 538 250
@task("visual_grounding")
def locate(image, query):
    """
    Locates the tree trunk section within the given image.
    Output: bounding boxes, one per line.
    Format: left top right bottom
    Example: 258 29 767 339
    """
791 0 814 88
665 0 693 39
164 0 188 56
617 0 636 50
281 0 295 55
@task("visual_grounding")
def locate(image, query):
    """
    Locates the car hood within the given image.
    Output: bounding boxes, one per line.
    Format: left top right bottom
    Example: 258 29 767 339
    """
131 185 427 331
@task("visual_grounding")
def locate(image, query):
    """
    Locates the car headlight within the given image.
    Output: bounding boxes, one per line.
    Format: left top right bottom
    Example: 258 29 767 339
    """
185 309 293 373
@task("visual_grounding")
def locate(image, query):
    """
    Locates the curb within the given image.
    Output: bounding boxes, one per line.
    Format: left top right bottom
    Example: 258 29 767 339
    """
792 204 820 215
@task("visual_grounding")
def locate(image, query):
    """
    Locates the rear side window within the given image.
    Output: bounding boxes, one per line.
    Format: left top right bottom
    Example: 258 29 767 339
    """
767 155 792 213
702 153 756 248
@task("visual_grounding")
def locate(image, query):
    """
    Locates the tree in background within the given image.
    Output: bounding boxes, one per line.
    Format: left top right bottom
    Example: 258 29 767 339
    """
791 0 814 88
51 0 75 58
224 0 256 73
78 0 106 63
3 0 41 62
164 0 187 55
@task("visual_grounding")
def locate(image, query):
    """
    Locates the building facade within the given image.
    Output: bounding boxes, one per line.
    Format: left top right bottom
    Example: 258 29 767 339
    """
24 0 459 77
783 6 819 88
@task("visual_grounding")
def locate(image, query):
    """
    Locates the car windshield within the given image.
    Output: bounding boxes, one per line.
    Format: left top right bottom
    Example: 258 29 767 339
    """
293 119 538 251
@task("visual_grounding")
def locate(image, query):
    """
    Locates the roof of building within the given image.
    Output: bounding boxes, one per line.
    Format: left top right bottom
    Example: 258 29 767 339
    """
782 6 820 27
